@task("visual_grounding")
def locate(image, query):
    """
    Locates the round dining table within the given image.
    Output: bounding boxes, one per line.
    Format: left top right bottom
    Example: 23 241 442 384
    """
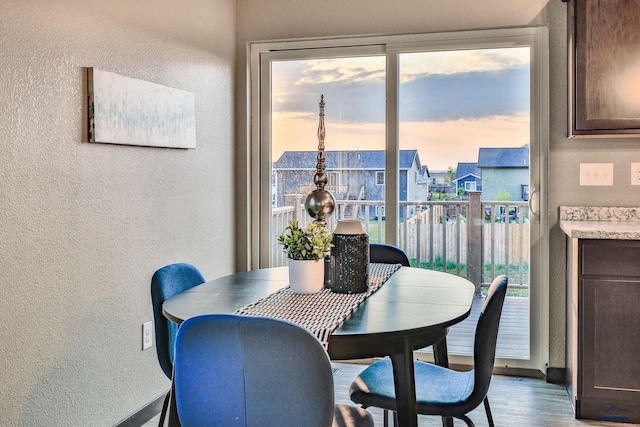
163 266 475 427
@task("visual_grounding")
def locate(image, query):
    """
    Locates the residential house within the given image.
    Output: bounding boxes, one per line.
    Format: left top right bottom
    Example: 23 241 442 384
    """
272 149 430 218
3 1 637 425
427 169 455 196
477 147 529 201
453 162 482 196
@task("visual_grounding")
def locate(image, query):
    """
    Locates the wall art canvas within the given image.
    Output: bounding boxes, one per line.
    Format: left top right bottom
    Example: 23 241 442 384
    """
86 68 196 148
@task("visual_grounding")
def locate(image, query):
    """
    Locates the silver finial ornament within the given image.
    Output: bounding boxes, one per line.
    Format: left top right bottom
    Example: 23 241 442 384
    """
304 95 336 224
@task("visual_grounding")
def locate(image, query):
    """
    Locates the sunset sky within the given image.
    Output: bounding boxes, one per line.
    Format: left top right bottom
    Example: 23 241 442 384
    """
271 47 530 171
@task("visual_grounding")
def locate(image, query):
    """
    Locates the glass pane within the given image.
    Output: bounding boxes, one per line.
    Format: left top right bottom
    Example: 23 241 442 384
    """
398 47 531 360
270 56 386 267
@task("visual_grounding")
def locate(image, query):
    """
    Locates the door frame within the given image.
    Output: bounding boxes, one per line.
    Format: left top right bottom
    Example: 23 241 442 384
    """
249 26 549 374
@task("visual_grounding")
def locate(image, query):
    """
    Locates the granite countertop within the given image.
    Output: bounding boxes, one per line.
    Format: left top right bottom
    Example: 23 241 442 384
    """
560 206 640 240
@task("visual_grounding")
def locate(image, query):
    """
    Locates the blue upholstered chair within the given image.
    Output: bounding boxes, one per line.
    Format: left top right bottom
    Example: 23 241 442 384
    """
169 314 374 427
150 263 205 427
369 243 410 267
349 275 508 427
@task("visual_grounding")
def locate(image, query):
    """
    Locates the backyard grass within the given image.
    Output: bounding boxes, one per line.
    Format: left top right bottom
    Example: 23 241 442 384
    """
364 219 385 243
410 257 529 297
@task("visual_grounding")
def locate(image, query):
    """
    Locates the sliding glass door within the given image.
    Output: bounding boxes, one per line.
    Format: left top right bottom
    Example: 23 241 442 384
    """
250 27 549 372
396 47 532 361
264 48 386 266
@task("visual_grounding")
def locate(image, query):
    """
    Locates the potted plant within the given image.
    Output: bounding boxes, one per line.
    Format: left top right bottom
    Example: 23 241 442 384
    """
277 220 333 293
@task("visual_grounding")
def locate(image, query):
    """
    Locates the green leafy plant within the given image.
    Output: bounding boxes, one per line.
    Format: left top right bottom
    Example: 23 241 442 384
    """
496 189 513 201
277 220 333 260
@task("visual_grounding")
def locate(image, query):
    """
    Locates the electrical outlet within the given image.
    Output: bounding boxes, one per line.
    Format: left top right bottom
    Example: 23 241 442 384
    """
142 321 153 350
579 163 613 186
631 163 640 185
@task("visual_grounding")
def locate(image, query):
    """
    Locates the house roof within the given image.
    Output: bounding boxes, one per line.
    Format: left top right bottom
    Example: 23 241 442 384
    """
477 147 529 168
453 162 480 182
417 165 430 184
273 150 420 170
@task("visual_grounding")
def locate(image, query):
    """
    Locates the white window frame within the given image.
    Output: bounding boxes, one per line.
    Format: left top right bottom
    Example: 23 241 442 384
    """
465 181 477 191
327 171 340 187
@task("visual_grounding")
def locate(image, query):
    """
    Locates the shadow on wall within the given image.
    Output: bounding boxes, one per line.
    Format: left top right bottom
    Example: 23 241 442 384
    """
55 0 235 56
20 292 164 425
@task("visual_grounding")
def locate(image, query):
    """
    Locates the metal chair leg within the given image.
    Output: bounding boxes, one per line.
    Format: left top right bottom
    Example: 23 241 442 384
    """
458 415 476 426
483 396 495 427
383 409 389 427
158 392 170 427
442 416 454 427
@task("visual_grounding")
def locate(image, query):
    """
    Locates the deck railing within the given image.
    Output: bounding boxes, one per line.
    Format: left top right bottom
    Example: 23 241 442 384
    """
272 191 529 293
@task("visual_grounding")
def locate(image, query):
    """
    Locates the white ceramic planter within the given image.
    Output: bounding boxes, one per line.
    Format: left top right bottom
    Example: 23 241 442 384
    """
333 219 366 235
288 258 325 294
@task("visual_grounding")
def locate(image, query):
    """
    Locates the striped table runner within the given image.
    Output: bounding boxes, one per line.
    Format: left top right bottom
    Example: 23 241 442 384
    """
234 262 401 347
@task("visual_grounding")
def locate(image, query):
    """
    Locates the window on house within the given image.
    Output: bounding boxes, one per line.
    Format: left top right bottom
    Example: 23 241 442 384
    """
376 171 385 185
465 181 477 191
327 172 340 186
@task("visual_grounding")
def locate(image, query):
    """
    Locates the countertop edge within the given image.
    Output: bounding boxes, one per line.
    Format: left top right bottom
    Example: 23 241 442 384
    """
560 218 640 240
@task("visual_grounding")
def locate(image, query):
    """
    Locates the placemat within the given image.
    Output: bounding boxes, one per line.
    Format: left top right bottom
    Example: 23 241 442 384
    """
234 262 401 347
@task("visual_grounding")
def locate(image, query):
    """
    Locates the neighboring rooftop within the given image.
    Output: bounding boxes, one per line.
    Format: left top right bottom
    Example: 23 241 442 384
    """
477 147 529 168
454 162 481 181
273 150 421 170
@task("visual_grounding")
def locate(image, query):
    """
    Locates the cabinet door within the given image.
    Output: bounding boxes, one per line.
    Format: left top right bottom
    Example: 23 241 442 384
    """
581 278 640 401
570 0 640 135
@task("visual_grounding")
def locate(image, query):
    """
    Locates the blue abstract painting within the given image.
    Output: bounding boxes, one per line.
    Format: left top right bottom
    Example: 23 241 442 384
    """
87 68 196 149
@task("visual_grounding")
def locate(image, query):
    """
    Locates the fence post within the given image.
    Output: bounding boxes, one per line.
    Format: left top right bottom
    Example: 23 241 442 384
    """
284 194 304 223
467 191 483 294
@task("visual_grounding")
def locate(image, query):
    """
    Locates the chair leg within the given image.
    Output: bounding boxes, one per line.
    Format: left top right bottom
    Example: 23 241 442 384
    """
383 409 388 427
158 391 170 427
457 415 476 427
483 396 495 427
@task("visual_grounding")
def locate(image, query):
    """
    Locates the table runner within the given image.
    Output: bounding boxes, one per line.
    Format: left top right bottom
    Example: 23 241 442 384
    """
234 262 401 347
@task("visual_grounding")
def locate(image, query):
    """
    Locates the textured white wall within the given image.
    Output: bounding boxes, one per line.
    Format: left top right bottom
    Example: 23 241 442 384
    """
236 0 640 372
0 0 235 425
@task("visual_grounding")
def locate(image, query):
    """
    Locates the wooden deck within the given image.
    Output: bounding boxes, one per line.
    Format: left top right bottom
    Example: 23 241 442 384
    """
418 295 530 360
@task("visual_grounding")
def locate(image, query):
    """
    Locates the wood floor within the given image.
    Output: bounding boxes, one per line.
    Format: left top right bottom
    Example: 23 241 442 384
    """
142 361 638 427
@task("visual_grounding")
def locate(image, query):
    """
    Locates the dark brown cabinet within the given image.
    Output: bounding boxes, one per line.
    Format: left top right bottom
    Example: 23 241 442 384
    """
567 239 640 423
569 0 640 136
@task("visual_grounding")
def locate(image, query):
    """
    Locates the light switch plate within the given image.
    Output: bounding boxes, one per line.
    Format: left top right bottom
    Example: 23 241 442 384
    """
580 163 613 186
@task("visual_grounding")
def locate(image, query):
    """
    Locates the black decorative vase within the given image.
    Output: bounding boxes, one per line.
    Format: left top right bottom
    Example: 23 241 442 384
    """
331 220 369 294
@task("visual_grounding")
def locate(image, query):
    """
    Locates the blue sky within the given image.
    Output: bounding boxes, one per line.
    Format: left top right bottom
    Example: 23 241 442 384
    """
271 48 530 170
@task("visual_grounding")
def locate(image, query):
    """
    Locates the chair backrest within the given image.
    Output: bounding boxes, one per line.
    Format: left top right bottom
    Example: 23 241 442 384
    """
172 314 335 427
150 263 205 379
469 274 508 406
369 243 410 266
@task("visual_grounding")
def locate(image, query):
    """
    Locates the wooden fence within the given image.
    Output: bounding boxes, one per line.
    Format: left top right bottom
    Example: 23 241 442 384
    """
272 192 530 289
